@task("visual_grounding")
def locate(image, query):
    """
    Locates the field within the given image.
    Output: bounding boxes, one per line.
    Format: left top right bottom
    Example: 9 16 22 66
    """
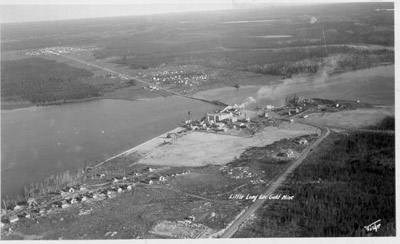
0 2 394 109
133 122 319 167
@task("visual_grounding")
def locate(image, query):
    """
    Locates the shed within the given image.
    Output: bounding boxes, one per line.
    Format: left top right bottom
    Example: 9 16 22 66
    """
9 215 19 223
298 138 308 145
277 149 294 158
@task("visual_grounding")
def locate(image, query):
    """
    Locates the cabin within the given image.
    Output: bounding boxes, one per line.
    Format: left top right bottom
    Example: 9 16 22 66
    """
265 105 275 110
14 203 27 211
9 215 19 223
277 149 294 158
141 179 154 185
61 201 69 208
19 212 30 219
61 187 75 195
298 138 308 145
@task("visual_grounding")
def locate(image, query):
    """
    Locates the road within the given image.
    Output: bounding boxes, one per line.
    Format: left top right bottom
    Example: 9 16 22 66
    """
220 122 330 238
57 53 227 106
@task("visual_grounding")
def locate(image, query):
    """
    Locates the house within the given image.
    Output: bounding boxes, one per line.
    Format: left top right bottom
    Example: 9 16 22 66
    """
61 187 75 195
128 171 139 176
67 198 78 204
61 201 69 208
9 215 18 223
19 212 30 219
184 215 196 221
141 179 153 185
277 149 294 158
298 138 308 145
265 105 275 110
14 203 27 211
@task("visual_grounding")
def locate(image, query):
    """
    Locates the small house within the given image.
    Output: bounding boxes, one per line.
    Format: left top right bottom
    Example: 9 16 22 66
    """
298 138 308 145
265 105 275 110
14 204 27 211
9 215 18 223
61 201 69 208
277 149 294 158
185 215 196 221
141 179 153 185
19 212 30 219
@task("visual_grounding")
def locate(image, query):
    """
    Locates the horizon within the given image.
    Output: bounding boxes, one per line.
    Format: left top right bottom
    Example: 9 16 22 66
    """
0 0 384 24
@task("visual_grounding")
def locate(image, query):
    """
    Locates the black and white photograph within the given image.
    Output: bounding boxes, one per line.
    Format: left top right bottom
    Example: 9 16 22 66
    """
0 0 397 242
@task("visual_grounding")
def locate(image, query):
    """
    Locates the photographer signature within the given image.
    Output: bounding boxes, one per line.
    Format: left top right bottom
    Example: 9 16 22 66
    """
364 219 381 232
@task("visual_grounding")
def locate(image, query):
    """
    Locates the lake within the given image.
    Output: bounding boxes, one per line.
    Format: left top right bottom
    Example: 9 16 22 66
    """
1 97 220 198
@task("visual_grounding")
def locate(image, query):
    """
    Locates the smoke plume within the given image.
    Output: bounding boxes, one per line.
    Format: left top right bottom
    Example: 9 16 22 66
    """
256 56 341 107
238 96 256 108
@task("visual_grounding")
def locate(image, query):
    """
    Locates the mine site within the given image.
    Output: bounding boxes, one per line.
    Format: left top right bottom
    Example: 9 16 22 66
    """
0 1 396 241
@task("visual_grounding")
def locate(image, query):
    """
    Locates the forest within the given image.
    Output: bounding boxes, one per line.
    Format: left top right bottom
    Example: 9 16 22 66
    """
236 127 395 237
1 57 99 105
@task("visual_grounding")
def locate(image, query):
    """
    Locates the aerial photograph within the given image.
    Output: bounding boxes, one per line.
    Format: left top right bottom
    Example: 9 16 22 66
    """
0 0 396 241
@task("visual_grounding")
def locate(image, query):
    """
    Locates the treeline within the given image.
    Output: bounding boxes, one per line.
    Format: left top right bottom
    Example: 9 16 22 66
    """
1 57 99 105
232 47 393 77
367 116 395 131
237 132 395 237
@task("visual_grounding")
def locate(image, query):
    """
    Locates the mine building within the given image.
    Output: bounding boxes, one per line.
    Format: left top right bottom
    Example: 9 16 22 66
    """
207 112 237 123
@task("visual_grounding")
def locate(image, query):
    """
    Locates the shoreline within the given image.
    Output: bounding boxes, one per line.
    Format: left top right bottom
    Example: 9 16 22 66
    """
93 127 186 168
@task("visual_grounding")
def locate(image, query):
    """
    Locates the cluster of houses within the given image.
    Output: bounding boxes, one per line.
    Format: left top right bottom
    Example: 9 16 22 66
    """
220 166 256 179
25 46 91 56
149 70 208 88
181 105 251 132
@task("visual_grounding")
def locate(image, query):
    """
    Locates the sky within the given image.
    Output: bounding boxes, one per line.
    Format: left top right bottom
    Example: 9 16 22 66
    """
0 0 392 24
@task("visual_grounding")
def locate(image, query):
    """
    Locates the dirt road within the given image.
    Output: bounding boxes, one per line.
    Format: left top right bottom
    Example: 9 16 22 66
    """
220 122 330 238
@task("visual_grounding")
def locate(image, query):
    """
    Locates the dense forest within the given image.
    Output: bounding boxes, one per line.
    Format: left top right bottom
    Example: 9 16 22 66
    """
236 127 395 237
212 46 394 77
1 57 98 105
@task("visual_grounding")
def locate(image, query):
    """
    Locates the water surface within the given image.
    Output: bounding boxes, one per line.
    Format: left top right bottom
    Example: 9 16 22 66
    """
1 97 219 198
